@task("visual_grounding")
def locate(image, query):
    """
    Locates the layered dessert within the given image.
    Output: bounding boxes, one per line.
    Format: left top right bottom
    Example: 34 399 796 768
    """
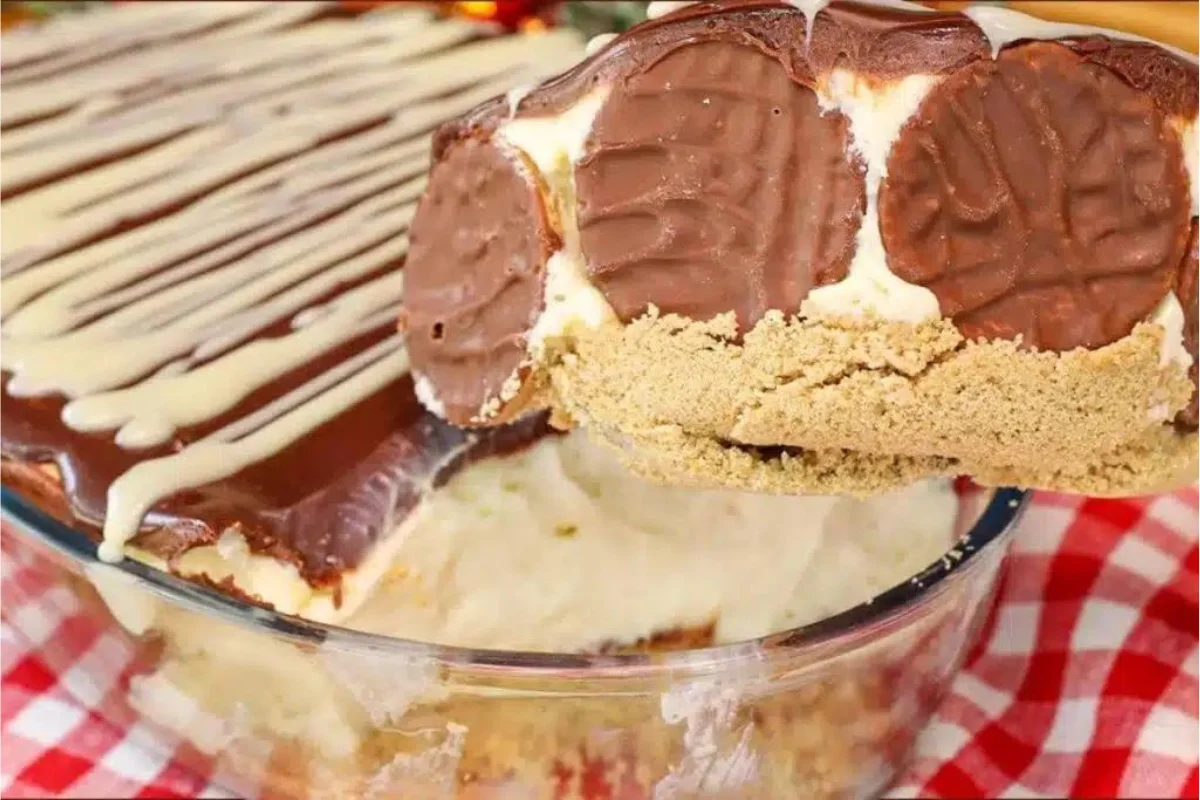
0 0 955 639
401 0 1200 497
0 3 996 797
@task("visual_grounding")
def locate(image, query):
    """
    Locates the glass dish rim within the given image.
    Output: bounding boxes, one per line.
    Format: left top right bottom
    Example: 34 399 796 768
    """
1 483 1029 674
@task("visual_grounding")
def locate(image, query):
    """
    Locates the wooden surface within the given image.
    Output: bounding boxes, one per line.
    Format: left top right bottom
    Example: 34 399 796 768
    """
926 1 1198 53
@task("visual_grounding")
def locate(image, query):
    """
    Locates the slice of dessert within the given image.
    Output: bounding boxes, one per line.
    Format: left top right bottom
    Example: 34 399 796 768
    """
402 0 1199 496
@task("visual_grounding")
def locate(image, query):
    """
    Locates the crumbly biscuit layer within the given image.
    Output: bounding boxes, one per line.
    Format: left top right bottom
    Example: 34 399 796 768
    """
537 312 1196 495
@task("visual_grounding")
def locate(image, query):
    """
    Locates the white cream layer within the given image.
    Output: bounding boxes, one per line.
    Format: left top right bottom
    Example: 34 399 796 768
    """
92 431 959 652
498 93 615 345
1151 293 1193 370
340 433 958 652
803 70 941 322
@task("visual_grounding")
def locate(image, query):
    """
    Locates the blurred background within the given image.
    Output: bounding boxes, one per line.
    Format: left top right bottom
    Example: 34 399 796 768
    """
3 0 1197 52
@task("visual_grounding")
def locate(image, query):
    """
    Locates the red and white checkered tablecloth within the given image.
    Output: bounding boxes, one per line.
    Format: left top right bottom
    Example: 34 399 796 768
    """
1 490 1197 799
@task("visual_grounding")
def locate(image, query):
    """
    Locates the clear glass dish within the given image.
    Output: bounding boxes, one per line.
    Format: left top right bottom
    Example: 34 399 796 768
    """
1 481 1027 799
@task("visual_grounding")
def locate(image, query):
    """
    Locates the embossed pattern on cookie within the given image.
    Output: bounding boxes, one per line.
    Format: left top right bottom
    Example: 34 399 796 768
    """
880 41 1190 351
577 40 863 329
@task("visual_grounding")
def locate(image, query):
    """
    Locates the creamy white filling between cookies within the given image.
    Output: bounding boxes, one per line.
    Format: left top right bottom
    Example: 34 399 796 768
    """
804 69 942 322
1151 292 1192 370
497 89 617 363
413 372 448 419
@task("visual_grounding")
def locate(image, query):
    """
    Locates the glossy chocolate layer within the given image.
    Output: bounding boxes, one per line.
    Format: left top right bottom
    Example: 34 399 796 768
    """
1061 35 1199 119
3 370 550 588
431 0 991 153
880 41 1189 351
576 39 863 329
404 137 557 426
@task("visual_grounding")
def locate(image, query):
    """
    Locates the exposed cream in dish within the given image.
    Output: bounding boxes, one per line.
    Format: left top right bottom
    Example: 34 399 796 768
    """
99 432 960 652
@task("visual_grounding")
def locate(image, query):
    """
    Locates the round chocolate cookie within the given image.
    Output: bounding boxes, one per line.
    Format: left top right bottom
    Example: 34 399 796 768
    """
880 41 1190 351
576 39 864 330
404 137 557 426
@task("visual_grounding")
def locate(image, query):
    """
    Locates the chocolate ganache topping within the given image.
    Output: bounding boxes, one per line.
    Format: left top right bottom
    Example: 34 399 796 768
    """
402 0 1198 428
0 2 583 590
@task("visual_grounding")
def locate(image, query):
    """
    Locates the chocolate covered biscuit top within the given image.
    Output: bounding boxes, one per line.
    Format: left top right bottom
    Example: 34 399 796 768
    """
403 0 1198 427
405 139 558 424
575 38 864 330
881 41 1188 350
0 3 584 587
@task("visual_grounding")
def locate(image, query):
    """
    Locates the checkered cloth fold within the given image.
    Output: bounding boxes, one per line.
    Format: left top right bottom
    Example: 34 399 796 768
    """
2 490 1197 799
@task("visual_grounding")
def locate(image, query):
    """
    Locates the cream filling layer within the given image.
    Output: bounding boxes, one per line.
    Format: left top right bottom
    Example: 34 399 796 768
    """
507 90 622 355
1151 292 1193 371
475 88 616 421
337 433 960 651
803 69 941 322
89 431 959 653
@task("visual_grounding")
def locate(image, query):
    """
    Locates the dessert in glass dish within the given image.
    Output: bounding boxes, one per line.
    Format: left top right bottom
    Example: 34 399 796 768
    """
18 0 1180 797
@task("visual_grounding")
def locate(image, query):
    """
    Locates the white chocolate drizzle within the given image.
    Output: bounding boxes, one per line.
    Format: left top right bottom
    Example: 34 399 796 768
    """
504 84 534 118
787 0 830 39
0 2 586 560
645 2 696 21
585 32 617 57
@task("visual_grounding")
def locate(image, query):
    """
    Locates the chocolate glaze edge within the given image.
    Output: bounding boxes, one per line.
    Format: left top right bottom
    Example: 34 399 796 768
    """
431 0 1199 162
2 366 555 589
432 0 994 161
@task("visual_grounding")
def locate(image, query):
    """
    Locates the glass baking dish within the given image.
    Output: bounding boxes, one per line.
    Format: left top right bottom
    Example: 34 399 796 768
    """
1 481 1027 799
